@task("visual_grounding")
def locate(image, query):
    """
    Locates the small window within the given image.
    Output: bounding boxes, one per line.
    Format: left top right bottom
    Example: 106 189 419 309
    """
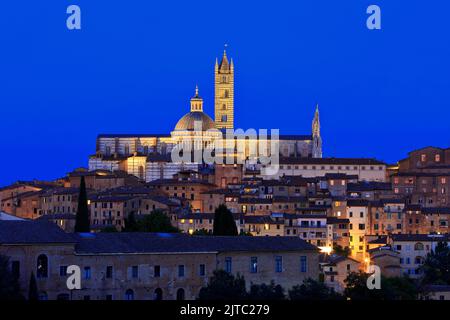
60 266 68 277
178 265 185 277
199 264 206 277
300 256 307 272
275 256 283 273
84 267 91 280
132 266 138 278
225 257 232 273
250 257 258 273
154 265 161 277
37 255 48 279
106 266 113 279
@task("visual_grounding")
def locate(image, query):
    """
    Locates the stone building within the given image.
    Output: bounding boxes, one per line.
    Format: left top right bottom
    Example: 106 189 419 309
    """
391 146 450 207
266 158 386 181
321 254 360 293
0 220 320 300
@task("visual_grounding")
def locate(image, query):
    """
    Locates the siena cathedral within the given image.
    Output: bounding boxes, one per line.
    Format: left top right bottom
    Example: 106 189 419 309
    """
89 50 322 181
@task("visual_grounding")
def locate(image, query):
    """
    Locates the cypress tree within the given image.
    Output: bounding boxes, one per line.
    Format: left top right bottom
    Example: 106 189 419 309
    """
213 204 238 236
28 272 39 301
75 176 90 232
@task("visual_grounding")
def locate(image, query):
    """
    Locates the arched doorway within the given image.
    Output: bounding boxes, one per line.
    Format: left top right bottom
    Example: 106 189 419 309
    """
125 289 134 300
176 288 185 301
154 288 163 300
38 291 48 300
56 293 70 300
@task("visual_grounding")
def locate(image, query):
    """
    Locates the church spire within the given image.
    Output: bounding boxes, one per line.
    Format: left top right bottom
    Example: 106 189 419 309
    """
190 85 203 112
312 104 320 135
219 44 230 71
312 104 322 158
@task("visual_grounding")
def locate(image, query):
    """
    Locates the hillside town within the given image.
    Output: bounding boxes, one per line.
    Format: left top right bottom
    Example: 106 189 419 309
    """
1 51 449 301
1 145 449 300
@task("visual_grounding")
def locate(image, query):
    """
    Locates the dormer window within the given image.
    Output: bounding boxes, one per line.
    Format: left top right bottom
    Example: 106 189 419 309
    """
421 154 427 162
435 154 441 162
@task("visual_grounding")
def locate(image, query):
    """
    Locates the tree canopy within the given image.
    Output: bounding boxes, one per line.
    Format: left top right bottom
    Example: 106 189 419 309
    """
198 270 248 300
124 210 179 233
0 255 24 300
74 176 90 232
248 281 285 300
213 204 238 236
289 278 343 300
420 241 450 286
344 271 418 300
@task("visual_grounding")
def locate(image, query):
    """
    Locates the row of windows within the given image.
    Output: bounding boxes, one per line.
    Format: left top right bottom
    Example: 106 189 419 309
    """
34 255 308 281
42 287 170 301
43 195 73 203
37 257 206 279
225 256 308 274
279 165 384 171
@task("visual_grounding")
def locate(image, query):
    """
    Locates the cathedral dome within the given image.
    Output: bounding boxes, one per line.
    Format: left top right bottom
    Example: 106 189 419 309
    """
174 111 216 131
174 86 217 131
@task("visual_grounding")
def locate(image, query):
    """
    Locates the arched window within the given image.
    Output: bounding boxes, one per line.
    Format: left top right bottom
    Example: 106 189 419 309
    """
38 292 48 301
224 90 229 98
56 293 70 300
414 242 424 251
125 289 134 300
176 288 185 301
37 254 48 278
154 288 163 301
222 104 226 110
415 256 424 265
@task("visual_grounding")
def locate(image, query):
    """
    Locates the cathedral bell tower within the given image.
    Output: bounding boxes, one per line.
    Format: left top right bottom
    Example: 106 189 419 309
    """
312 104 322 158
214 47 234 130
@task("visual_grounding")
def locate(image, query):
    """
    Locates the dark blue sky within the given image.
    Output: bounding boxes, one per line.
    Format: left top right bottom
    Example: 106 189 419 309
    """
1 1 449 186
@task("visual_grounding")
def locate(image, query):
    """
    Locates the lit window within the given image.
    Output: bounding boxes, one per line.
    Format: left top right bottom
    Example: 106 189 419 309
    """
300 256 307 272
250 257 258 273
275 256 283 273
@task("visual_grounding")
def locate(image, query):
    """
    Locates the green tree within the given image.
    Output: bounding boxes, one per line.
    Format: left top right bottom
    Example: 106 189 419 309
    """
192 228 212 236
344 271 418 300
213 204 238 236
75 176 90 232
198 270 248 300
420 241 450 285
248 281 285 300
383 276 418 300
124 211 139 232
289 278 343 300
137 210 179 233
0 255 24 300
333 245 351 257
123 210 179 233
28 272 39 301
101 226 118 233
344 271 384 300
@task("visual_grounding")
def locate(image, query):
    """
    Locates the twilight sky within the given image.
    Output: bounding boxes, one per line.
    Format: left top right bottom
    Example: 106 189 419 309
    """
0 0 449 186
